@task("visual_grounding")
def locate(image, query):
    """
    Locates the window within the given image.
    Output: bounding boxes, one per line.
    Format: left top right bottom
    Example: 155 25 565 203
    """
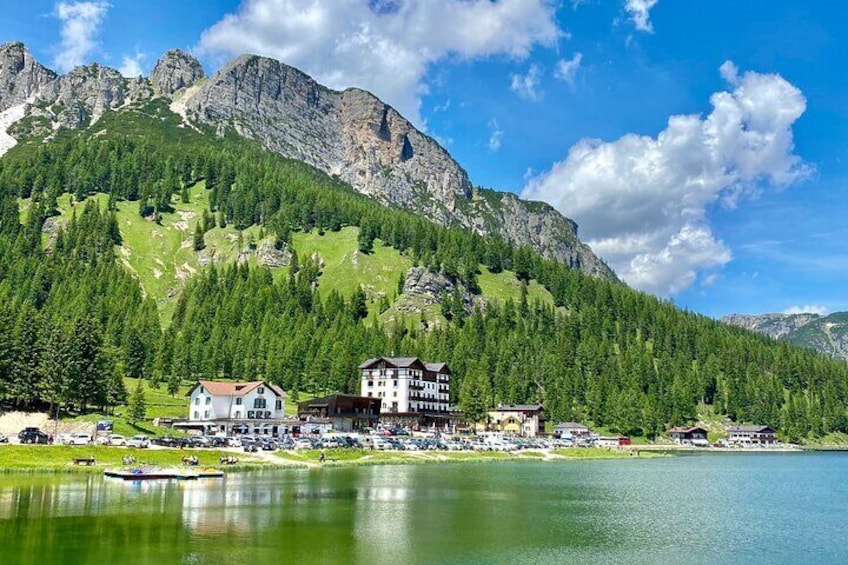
275 400 282 410
393 380 398 387
258 387 265 394
194 397 200 405
254 398 267 409
205 397 211 405
368 392 372 397
367 380 373 387
236 397 243 405
204 410 210 418
235 411 241 419
193 411 199 419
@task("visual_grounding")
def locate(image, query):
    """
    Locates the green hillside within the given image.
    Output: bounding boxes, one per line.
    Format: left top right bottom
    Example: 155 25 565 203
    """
3 105 848 443
27 185 551 325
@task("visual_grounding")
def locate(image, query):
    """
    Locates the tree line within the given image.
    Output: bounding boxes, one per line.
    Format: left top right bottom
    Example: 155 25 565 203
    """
0 126 846 440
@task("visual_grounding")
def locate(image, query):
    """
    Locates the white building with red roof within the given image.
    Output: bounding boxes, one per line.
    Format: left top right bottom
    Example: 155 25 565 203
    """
187 380 287 426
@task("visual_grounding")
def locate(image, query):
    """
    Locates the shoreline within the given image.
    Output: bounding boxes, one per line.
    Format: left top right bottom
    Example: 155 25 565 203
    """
2 443 843 475
0 445 662 474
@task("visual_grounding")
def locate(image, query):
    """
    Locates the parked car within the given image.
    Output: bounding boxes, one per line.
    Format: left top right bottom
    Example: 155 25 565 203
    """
18 427 49 444
152 436 183 448
127 435 150 448
97 434 127 446
0 432 8 443
65 433 92 445
293 438 313 450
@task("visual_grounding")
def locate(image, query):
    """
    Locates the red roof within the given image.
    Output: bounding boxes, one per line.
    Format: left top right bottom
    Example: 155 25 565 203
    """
192 380 286 398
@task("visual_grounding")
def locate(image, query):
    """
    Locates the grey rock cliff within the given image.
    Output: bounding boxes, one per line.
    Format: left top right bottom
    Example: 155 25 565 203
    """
722 313 819 340
395 267 478 315
182 54 616 279
150 50 204 95
0 42 56 112
0 43 153 133
0 45 614 280
723 312 848 362
36 63 153 128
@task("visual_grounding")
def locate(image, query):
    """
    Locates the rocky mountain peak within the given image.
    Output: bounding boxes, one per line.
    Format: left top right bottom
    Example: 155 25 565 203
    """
180 53 615 278
0 41 56 112
0 43 615 280
722 312 819 340
150 49 204 95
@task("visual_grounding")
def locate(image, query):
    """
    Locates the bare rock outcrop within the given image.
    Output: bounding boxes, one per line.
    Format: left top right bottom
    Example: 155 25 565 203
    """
394 267 477 315
0 43 615 281
256 241 291 268
0 41 56 112
182 54 615 280
150 50 204 95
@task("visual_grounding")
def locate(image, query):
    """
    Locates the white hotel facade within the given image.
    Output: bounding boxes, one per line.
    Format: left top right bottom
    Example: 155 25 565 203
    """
359 357 450 416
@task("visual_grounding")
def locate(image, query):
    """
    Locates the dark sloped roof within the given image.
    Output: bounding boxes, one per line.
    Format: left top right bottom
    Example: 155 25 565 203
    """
358 358 379 369
425 362 450 373
386 357 421 367
555 422 589 429
728 425 775 433
667 426 707 434
493 404 543 412
359 357 444 370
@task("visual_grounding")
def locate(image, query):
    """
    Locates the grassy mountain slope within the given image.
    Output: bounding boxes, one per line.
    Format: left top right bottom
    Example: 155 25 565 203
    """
5 101 848 443
25 183 554 325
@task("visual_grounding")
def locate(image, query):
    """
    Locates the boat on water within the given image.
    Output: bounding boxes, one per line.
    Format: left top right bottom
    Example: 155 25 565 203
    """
104 466 224 480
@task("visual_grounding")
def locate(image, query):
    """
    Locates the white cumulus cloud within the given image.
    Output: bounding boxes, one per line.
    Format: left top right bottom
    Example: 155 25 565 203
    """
53 1 110 73
118 52 145 78
625 0 659 33
554 52 582 86
510 63 543 101
197 0 560 126
521 63 809 296
784 305 828 316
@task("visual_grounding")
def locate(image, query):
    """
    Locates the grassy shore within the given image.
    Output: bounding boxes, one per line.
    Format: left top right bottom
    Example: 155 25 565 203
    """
0 445 270 473
0 445 663 473
275 447 663 467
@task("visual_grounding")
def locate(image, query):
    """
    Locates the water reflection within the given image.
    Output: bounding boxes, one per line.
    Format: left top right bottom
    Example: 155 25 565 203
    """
0 455 846 564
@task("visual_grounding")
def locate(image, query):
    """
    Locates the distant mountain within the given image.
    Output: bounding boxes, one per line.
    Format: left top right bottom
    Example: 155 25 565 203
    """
0 41 615 280
723 312 848 362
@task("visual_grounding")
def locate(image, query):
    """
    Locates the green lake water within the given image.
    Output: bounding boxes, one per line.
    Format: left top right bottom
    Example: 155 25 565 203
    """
0 452 846 564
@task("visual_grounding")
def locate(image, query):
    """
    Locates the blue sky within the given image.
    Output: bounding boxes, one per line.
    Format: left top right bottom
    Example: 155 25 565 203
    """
2 1 846 318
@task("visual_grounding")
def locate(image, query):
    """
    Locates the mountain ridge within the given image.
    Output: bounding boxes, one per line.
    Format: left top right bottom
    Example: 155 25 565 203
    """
0 42 615 280
722 312 848 362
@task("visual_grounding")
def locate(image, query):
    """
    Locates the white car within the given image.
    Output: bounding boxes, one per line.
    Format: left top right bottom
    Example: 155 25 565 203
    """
97 434 127 446
66 433 92 445
127 435 150 448
293 438 313 450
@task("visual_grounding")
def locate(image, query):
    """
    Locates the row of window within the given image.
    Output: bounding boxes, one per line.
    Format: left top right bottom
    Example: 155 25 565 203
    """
194 397 281 409
194 410 276 420
365 379 447 390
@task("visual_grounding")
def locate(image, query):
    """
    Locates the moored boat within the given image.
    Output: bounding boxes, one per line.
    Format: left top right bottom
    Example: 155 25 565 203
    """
103 466 224 480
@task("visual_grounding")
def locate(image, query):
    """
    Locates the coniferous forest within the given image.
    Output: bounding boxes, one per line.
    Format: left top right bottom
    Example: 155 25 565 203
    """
1 120 847 442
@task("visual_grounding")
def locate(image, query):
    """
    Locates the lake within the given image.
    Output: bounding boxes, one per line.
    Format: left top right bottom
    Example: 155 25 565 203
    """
0 452 845 564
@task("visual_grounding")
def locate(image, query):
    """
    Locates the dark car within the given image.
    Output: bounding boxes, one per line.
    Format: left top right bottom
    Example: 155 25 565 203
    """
257 438 277 451
152 436 187 448
18 427 49 444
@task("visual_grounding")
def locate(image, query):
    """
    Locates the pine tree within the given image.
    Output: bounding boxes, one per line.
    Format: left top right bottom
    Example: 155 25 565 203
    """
193 223 206 251
127 379 147 424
